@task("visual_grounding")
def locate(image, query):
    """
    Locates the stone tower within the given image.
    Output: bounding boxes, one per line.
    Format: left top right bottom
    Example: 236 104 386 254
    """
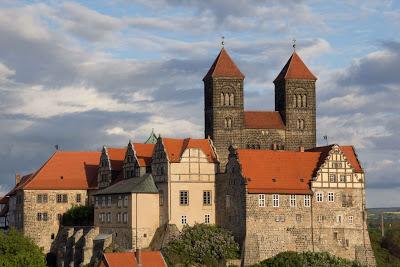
274 52 317 150
203 48 245 167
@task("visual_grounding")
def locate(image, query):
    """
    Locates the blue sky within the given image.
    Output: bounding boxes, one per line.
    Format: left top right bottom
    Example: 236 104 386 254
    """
0 0 399 207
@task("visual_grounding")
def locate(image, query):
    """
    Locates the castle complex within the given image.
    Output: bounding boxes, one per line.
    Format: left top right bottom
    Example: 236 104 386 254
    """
0 48 376 266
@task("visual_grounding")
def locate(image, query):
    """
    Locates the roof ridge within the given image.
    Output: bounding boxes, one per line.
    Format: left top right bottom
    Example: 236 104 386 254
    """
23 151 58 190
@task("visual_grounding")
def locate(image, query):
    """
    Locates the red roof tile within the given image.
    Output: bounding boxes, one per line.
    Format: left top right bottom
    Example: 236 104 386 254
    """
237 149 320 194
134 143 155 167
274 52 317 82
244 111 285 129
203 48 244 80
107 148 126 171
162 138 218 163
23 151 101 190
103 251 166 267
7 173 34 196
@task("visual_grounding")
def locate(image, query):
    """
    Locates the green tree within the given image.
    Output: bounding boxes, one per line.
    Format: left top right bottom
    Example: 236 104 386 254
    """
0 228 47 267
251 251 366 267
162 224 239 266
382 229 400 258
62 204 94 226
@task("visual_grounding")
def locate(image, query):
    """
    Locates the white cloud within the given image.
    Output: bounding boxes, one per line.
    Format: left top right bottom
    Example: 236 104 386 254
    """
0 62 15 82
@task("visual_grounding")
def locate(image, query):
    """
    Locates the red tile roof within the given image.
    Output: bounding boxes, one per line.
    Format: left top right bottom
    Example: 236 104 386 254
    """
203 48 245 80
134 143 155 166
7 173 34 196
162 138 218 163
107 148 126 171
244 111 285 129
274 52 317 82
23 151 101 190
103 251 166 267
237 149 319 194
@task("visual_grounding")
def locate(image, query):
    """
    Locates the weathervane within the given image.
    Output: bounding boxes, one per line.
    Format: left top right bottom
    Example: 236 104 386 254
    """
292 38 296 51
221 36 225 47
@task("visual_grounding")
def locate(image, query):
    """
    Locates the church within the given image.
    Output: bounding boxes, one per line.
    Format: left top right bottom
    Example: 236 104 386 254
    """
0 47 376 266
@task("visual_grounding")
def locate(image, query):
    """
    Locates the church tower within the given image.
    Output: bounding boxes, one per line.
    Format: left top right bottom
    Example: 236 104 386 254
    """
274 52 317 150
204 48 245 168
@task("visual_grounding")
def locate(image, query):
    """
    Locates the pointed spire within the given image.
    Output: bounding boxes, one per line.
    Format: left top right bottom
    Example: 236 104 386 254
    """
274 52 317 82
145 129 158 144
203 48 245 81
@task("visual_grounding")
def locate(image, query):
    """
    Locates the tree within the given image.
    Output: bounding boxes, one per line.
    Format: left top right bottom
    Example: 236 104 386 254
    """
162 224 239 266
382 229 400 258
251 251 366 267
62 204 94 226
0 228 47 267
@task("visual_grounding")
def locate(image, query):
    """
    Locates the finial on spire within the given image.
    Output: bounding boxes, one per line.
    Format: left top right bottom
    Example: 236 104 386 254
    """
221 36 225 47
292 38 296 51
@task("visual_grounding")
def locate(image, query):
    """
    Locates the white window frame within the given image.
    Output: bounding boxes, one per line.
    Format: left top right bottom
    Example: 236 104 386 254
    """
204 214 210 224
272 194 279 207
348 216 353 224
181 215 187 225
328 192 334 202
203 191 212 205
180 191 189 205
316 192 323 202
304 195 311 207
290 195 296 207
123 212 128 224
258 194 265 207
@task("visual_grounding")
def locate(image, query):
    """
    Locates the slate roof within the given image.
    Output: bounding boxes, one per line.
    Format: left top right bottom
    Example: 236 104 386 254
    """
244 111 285 129
274 52 317 82
203 48 244 80
94 173 158 195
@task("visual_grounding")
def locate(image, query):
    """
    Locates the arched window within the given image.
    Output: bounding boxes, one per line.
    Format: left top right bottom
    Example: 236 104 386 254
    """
229 93 234 106
225 93 230 106
302 95 307 107
225 117 232 128
297 95 302 108
297 119 305 130
293 95 297 108
220 93 224 106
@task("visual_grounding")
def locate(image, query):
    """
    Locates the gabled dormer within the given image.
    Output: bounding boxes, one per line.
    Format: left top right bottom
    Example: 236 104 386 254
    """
98 146 112 188
152 136 169 183
310 144 364 189
123 141 141 179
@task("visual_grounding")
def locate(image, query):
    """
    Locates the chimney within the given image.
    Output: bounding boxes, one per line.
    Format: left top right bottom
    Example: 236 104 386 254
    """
135 248 142 267
15 174 21 185
299 146 305 152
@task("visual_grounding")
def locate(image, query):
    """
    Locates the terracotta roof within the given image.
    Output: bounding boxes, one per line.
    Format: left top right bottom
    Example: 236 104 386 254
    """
203 48 244 80
103 251 166 267
134 143 155 166
162 138 218 163
7 173 34 196
244 111 285 129
274 52 317 82
107 148 126 171
307 145 363 173
23 151 101 190
238 149 320 194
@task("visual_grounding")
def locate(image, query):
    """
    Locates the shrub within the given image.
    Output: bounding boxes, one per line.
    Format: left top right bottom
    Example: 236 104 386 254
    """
62 205 94 226
251 251 367 267
163 224 239 266
0 228 47 267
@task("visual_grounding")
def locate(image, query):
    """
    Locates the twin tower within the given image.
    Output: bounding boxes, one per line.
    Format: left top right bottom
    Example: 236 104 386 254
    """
203 48 317 167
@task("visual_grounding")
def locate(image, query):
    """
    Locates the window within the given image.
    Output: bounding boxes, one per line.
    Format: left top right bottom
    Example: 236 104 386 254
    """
95 197 99 207
297 119 305 130
329 174 337 183
57 194 62 203
123 196 128 207
333 162 342 168
123 212 128 224
51 233 55 240
118 196 122 208
337 215 343 223
296 214 302 222
290 195 296 207
159 190 164 206
37 194 48 203
43 213 48 221
340 175 346 182
102 196 106 207
348 216 354 224
275 215 285 222
107 196 112 207
258 194 265 207
203 191 212 205
226 195 231 208
62 194 68 203
181 215 187 225
107 212 111 223
328 192 334 202
37 213 42 221
57 194 68 203
135 167 140 177
76 194 81 203
304 195 311 207
272 194 279 207
117 213 121 223
316 193 323 202
180 191 189 205
317 215 325 222
225 117 232 128
293 94 307 108
204 214 210 224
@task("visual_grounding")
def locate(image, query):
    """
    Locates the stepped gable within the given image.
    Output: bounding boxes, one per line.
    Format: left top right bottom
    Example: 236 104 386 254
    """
274 52 317 82
244 111 285 129
237 149 322 194
307 145 363 173
203 48 245 80
162 138 218 163
22 151 101 190
133 143 155 166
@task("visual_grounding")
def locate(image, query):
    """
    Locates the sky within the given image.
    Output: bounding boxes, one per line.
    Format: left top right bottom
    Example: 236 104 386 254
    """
0 0 399 208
